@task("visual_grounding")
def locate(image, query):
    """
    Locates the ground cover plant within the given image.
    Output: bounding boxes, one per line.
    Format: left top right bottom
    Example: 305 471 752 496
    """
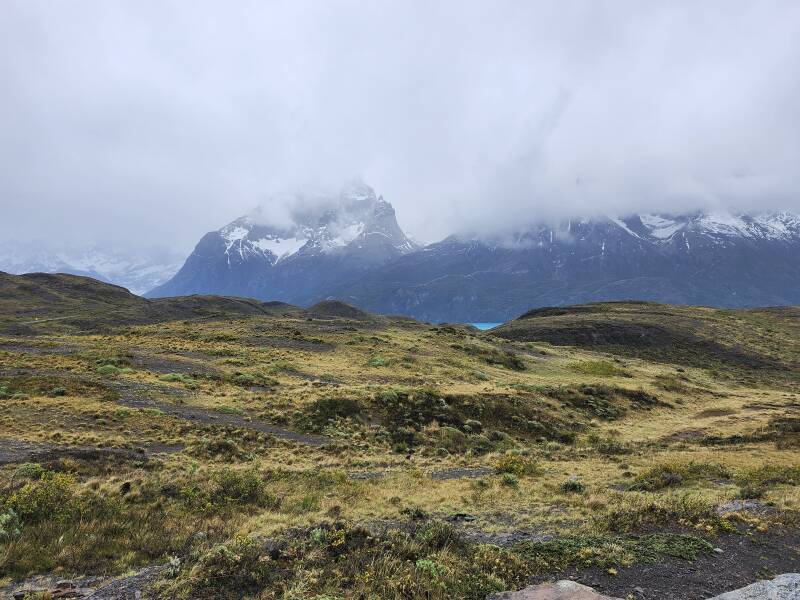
0 274 798 598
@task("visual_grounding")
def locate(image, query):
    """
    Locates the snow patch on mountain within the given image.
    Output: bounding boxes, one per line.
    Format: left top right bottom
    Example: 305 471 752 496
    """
251 236 308 261
639 214 685 239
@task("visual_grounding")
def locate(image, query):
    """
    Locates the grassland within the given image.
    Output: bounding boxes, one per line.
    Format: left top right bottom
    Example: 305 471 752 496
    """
0 275 798 599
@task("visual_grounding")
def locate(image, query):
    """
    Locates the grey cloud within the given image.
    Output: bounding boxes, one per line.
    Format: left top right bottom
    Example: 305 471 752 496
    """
0 1 798 251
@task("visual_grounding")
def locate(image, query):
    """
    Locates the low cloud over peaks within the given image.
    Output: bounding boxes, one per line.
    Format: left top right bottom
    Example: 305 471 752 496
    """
1 1 799 250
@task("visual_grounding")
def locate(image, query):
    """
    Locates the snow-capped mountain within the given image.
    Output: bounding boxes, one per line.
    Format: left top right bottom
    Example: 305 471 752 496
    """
621 211 800 244
329 210 800 321
149 195 800 321
0 242 183 295
148 182 417 302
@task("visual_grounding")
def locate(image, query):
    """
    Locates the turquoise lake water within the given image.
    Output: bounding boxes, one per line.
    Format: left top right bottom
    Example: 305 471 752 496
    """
470 322 503 330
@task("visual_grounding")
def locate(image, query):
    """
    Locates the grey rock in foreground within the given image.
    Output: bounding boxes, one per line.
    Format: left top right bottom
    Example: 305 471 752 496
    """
487 574 800 600
91 564 169 599
487 580 622 600
708 573 800 600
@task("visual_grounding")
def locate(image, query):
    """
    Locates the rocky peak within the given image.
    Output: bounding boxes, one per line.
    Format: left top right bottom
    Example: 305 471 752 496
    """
213 182 416 267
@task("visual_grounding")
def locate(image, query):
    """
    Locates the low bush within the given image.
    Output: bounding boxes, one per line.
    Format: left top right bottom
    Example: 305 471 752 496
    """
5 472 76 524
560 477 585 494
166 522 529 600
160 373 197 387
596 492 718 533
303 397 363 431
735 464 800 497
629 461 731 492
495 454 542 477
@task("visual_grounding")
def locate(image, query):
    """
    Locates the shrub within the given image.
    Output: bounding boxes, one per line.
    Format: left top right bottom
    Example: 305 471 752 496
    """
463 419 483 434
630 461 731 492
212 468 267 506
305 397 363 430
544 385 627 420
7 472 76 523
495 454 541 477
597 492 717 532
0 508 21 541
415 558 447 580
500 473 519 488
0 382 12 399
438 426 469 453
735 464 800 497
188 437 247 460
560 477 585 494
14 462 45 480
160 373 196 387
96 364 122 377
452 344 526 371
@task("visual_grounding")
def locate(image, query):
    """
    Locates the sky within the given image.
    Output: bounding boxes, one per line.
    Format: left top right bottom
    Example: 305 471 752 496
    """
1 1 799 253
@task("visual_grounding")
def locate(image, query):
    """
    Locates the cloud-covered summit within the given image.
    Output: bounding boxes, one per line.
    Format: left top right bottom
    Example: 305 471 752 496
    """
1 1 798 250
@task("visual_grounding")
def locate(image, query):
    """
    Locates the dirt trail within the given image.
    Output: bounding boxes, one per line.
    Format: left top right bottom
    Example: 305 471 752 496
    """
0 438 182 466
109 381 330 447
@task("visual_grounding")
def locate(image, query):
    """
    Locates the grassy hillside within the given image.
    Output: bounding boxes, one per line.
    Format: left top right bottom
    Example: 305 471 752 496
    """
0 271 304 335
0 275 798 599
493 301 800 386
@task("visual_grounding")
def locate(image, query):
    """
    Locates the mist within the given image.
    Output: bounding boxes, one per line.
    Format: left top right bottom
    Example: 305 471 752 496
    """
1 1 799 252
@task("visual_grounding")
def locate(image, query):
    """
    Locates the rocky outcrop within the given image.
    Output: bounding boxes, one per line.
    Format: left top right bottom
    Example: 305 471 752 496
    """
488 574 800 600
487 581 622 600
708 573 800 600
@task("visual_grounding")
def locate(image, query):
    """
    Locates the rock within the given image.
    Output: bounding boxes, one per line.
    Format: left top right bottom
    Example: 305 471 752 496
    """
91 564 169 599
446 512 477 522
715 499 765 515
52 588 94 598
708 573 800 599
487 580 623 599
713 547 724 554
55 580 76 589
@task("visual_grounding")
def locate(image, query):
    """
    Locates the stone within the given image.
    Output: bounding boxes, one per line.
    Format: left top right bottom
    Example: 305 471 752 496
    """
708 573 800 599
487 580 623 600
715 499 765 515
446 512 477 522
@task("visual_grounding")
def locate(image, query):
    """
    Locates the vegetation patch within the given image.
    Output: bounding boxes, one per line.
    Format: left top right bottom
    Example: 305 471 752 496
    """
629 461 732 492
515 532 712 571
300 396 364 432
452 343 526 371
570 360 631 378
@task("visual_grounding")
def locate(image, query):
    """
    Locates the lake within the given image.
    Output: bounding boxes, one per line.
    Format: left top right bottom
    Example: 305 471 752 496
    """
470 322 503 330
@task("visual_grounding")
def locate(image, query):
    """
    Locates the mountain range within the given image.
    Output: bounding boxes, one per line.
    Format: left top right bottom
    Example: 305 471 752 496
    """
145 183 800 322
0 241 182 296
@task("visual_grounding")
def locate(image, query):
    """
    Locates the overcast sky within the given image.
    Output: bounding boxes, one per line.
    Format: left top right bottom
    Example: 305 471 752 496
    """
1 1 799 252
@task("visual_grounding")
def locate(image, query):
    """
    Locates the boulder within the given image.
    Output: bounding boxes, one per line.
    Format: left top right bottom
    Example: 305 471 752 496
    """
708 573 800 600
487 580 623 600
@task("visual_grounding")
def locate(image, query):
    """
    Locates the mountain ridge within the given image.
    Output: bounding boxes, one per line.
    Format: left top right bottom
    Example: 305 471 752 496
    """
148 190 800 322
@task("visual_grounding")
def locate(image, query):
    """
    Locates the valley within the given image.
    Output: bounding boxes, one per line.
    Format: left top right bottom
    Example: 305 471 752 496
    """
0 273 798 598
